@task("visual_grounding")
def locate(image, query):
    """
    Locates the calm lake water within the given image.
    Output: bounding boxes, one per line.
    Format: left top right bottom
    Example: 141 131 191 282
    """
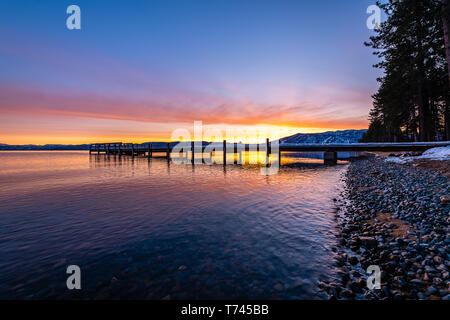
0 151 347 299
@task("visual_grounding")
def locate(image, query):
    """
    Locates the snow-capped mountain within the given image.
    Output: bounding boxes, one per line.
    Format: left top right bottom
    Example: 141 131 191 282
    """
280 129 367 144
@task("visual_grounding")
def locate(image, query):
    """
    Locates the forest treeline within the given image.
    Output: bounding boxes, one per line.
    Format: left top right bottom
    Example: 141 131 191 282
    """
361 0 450 142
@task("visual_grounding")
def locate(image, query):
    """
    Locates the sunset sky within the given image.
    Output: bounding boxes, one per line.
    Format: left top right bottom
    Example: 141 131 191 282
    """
0 0 380 144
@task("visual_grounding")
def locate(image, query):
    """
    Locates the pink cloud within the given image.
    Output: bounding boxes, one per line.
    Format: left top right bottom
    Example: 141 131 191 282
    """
0 83 369 129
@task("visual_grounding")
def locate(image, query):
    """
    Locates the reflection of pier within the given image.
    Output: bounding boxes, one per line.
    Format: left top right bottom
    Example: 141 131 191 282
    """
89 141 450 165
89 140 277 165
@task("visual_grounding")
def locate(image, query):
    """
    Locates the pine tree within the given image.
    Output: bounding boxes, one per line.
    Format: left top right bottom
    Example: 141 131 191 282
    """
362 0 449 142
442 0 450 139
443 0 450 84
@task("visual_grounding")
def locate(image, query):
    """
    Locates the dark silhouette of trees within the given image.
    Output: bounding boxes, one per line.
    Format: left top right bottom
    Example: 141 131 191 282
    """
362 0 450 142
442 0 450 139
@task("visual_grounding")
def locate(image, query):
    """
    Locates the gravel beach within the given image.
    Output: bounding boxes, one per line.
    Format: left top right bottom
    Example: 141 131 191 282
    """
320 157 450 300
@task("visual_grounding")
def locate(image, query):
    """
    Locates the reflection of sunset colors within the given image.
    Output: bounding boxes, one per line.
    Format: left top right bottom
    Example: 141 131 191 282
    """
0 150 344 298
0 1 378 145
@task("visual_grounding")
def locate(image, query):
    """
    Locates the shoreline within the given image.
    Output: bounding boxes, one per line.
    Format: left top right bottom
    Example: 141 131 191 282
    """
320 157 449 300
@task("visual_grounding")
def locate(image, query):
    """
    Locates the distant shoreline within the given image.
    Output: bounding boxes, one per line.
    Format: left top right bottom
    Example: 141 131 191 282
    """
0 147 89 151
0 129 368 152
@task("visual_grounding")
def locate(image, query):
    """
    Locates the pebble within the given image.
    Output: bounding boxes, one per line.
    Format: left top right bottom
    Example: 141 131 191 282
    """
348 256 358 265
274 283 284 291
417 292 427 300
440 195 450 204
322 158 449 300
427 286 438 295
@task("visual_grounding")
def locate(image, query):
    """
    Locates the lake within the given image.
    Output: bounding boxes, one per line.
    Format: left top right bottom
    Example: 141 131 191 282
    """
0 151 348 299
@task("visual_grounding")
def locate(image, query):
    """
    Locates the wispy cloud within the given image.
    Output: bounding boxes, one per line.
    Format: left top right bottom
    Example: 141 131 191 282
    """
0 83 369 129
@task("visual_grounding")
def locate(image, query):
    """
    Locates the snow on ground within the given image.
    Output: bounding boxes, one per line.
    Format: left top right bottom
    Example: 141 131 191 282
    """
385 157 409 164
421 146 450 159
385 146 450 163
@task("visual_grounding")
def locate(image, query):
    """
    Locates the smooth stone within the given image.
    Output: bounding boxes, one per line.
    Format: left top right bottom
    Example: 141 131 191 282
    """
427 286 438 295
348 256 358 265
417 292 427 300
440 195 450 204
410 279 425 286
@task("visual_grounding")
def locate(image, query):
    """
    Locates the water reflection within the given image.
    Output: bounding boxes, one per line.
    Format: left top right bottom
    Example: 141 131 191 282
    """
0 151 347 299
89 151 348 171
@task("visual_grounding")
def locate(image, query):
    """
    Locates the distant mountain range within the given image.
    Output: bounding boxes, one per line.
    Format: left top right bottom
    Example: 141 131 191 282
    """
0 144 91 150
280 129 367 144
0 130 367 150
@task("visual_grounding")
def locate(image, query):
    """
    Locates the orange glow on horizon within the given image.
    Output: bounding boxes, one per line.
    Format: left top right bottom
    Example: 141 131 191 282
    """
0 124 368 145
0 83 371 146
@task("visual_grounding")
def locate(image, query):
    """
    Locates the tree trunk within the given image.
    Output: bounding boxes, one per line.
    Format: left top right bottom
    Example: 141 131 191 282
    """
443 0 450 141
411 107 419 142
417 77 434 141
445 103 450 140
415 3 434 141
443 0 450 85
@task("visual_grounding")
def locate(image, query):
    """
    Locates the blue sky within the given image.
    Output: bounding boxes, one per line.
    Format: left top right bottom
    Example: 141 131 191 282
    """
0 0 382 144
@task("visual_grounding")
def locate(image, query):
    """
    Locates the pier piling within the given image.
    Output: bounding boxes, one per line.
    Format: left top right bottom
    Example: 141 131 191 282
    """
223 140 226 164
324 151 337 165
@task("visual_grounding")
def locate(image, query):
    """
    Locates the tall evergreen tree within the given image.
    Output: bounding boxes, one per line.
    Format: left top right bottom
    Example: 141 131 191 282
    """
442 0 450 139
362 0 449 142
443 0 450 84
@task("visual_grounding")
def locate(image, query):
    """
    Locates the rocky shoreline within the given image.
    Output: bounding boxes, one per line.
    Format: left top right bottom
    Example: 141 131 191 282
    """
319 157 450 300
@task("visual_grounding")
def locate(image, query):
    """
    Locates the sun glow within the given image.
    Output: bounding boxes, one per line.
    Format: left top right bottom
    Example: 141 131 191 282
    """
0 125 354 145
0 113 361 145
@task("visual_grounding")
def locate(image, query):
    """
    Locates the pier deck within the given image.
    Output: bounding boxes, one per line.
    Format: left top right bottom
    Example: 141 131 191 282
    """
89 141 450 164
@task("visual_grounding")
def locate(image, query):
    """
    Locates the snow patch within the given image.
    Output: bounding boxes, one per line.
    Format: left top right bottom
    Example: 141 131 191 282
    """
420 146 450 159
385 157 408 164
385 146 450 163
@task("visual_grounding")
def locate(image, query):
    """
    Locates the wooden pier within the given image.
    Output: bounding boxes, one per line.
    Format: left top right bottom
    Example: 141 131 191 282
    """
89 141 450 165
